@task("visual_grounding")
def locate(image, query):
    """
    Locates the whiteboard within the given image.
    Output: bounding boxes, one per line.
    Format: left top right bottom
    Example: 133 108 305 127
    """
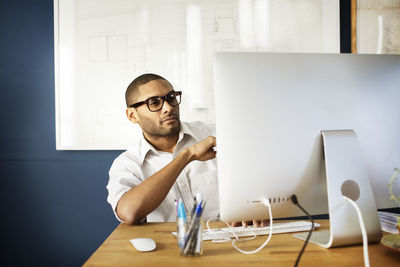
54 0 339 150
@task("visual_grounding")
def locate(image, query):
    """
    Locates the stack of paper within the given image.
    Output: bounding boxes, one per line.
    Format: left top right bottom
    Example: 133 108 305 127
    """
378 211 400 234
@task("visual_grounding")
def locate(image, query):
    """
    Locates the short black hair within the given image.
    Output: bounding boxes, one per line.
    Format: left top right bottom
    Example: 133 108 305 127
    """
125 73 172 107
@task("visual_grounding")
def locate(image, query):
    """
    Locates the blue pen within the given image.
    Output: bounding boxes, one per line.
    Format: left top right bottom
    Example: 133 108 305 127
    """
177 199 187 249
194 201 203 218
178 199 188 222
194 200 206 254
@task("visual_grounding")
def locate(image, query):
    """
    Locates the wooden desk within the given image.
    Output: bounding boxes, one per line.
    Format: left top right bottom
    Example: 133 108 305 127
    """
84 220 400 266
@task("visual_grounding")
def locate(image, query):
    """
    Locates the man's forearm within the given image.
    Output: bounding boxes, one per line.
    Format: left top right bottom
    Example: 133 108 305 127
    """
116 148 193 224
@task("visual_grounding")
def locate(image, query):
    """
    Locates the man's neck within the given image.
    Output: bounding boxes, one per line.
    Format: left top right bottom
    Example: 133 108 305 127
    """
143 133 179 154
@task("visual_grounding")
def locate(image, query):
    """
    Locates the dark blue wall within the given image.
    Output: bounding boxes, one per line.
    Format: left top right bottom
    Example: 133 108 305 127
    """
0 1 120 265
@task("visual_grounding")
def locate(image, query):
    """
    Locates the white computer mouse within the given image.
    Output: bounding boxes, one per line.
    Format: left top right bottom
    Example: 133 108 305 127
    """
129 238 156 252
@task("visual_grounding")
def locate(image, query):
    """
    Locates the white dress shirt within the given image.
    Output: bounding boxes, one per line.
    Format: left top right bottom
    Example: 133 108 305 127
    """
107 121 219 222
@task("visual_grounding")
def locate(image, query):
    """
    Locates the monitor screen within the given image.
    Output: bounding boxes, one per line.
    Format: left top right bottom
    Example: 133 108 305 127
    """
213 52 400 222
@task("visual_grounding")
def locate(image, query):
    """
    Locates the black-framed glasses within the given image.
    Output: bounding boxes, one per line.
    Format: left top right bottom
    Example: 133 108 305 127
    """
130 91 182 112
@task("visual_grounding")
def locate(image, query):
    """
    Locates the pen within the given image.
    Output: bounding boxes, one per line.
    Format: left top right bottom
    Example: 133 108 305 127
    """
189 196 197 220
183 200 205 254
177 199 187 249
194 201 206 254
190 193 202 221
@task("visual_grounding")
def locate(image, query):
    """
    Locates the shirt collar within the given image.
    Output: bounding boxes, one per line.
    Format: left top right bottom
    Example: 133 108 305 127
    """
138 122 197 164
180 121 199 142
138 134 157 164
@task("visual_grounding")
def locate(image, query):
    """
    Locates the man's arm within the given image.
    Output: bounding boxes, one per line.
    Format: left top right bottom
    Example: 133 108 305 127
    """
116 136 216 224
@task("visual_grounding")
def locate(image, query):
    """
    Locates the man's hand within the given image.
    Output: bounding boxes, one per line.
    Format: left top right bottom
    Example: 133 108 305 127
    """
187 136 216 162
116 136 216 224
231 219 269 228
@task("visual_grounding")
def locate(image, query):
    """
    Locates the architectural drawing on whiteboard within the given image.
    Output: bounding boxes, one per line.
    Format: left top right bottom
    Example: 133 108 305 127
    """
212 8 237 50
88 33 128 62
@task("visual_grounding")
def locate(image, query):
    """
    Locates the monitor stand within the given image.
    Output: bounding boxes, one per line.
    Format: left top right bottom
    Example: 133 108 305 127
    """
293 130 382 248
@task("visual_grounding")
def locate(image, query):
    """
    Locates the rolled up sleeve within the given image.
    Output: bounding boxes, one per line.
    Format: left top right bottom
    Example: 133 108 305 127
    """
106 154 143 222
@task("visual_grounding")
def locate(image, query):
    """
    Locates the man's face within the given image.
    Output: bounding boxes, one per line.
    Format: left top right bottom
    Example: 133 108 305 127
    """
127 79 181 137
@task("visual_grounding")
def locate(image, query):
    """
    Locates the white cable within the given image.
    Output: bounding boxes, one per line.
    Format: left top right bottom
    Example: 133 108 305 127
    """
231 198 273 254
205 198 273 254
342 196 370 267
206 217 256 242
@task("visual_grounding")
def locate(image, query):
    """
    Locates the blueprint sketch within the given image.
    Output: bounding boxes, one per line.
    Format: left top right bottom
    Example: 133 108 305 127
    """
55 0 339 149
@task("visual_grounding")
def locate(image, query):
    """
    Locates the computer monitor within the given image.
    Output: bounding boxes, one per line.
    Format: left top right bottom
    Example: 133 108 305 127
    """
213 52 400 247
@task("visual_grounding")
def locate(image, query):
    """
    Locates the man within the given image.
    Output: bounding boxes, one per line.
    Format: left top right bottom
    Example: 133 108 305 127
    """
107 73 267 227
107 73 219 224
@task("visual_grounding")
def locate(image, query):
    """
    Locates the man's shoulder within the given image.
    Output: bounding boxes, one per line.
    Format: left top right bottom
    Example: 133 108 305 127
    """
111 142 142 168
182 121 215 136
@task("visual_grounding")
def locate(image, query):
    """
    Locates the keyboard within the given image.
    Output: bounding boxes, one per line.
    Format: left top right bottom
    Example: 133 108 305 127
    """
203 220 319 241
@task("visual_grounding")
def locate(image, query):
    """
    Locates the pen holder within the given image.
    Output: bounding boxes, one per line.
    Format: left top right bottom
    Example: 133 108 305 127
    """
176 197 206 256
179 215 203 256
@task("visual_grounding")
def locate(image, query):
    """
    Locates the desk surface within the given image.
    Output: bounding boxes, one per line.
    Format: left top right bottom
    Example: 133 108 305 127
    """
84 220 400 266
